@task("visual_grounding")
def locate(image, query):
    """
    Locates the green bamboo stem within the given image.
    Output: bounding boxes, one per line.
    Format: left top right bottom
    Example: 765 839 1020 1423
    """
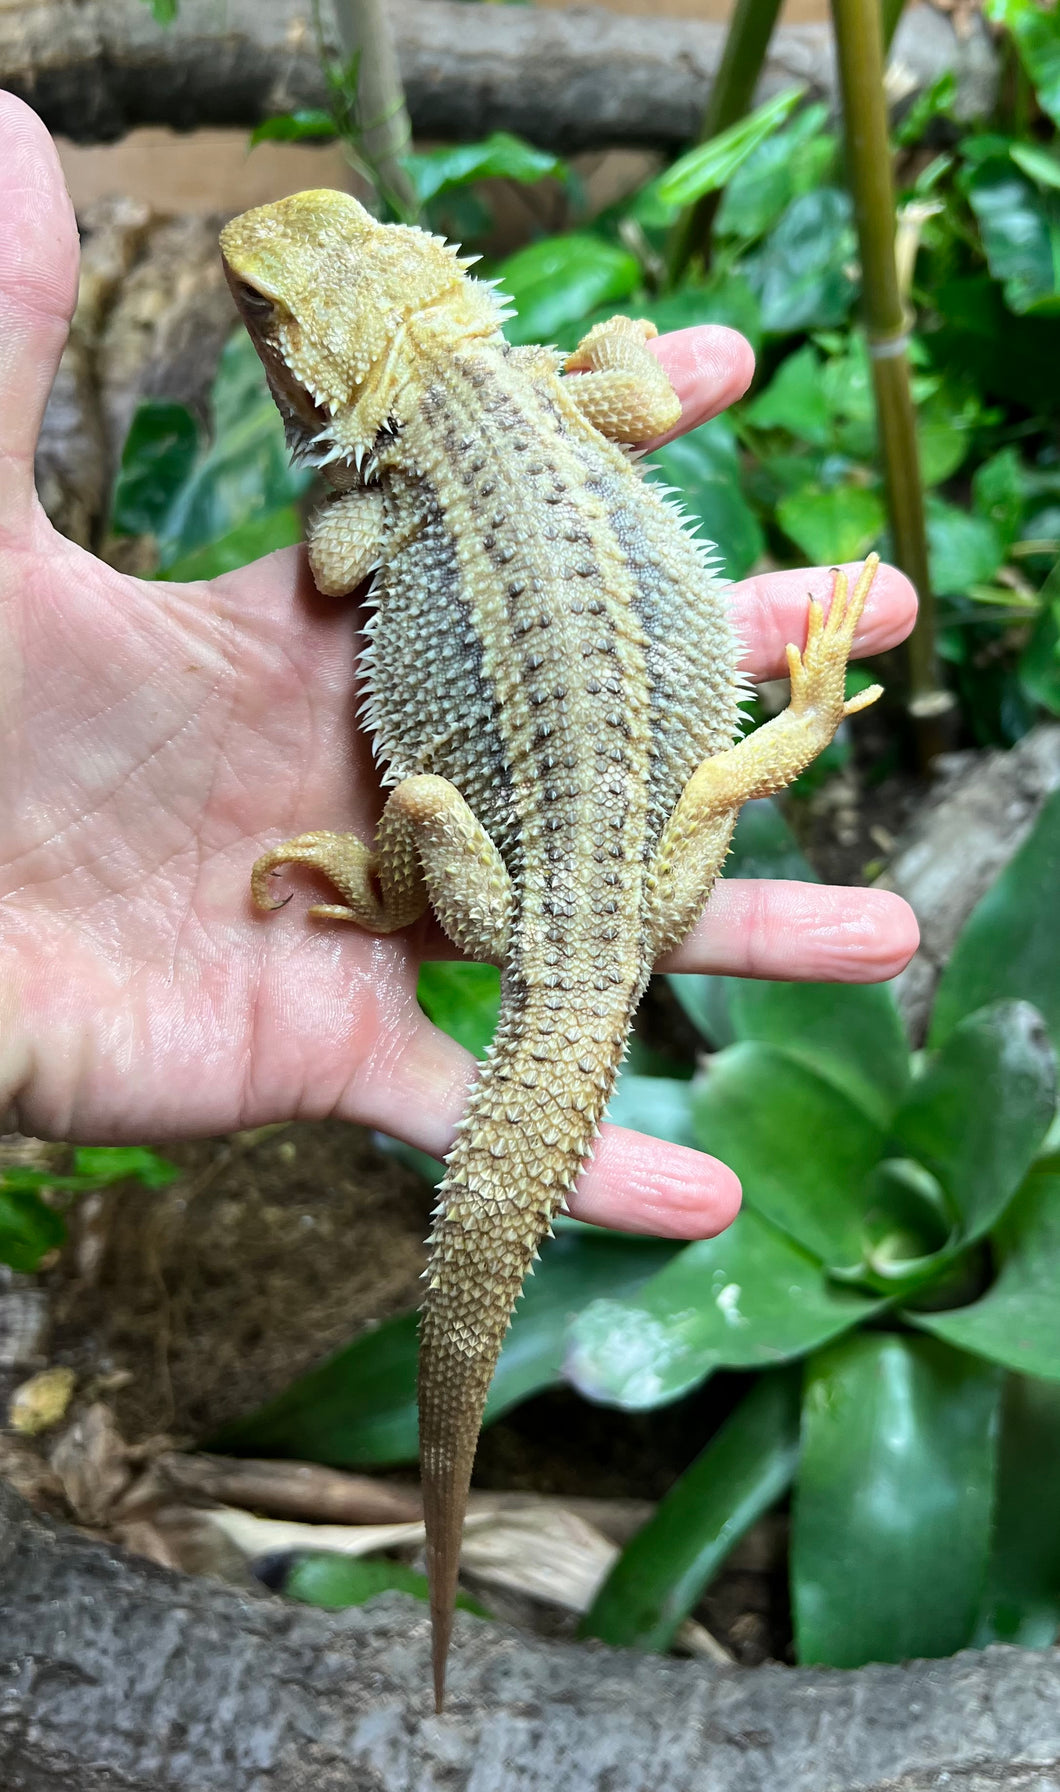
666 0 785 284
829 0 951 763
881 0 907 50
332 0 417 219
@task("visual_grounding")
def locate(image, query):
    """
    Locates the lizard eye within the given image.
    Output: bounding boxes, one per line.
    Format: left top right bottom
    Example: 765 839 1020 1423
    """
233 281 275 322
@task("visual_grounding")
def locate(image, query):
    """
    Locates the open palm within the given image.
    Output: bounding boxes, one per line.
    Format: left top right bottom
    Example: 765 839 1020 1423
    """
0 92 919 1238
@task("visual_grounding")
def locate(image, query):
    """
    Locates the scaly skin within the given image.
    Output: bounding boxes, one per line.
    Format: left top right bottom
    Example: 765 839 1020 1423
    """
219 189 881 1710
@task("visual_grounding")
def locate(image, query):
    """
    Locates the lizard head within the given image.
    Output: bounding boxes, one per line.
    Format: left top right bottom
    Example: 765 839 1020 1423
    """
219 188 503 472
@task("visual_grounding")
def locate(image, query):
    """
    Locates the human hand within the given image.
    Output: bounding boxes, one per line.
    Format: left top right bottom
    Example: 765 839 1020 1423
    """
0 93 919 1239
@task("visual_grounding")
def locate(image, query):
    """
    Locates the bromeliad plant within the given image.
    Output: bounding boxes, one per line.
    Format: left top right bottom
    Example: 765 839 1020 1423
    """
216 786 1060 1667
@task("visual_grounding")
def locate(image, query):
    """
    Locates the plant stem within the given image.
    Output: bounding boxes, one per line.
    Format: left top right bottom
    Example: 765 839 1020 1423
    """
332 0 417 220
881 0 906 51
830 0 951 764
665 0 784 285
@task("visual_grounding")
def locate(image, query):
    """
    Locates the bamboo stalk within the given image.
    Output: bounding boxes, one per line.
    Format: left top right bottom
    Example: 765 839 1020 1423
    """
665 0 785 284
829 0 952 763
332 0 417 219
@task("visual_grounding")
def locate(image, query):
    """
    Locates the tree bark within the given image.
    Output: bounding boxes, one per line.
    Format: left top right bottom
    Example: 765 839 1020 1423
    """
0 0 998 151
2 1478 1059 1792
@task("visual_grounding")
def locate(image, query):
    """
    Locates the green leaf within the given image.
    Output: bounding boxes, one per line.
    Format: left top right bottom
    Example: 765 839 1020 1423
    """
895 1001 1055 1247
926 496 1003 596
497 235 640 348
741 188 858 333
913 1155 1060 1381
161 506 303 582
930 274 1060 412
152 333 311 569
211 1230 675 1465
975 1373 1060 1646
917 382 981 487
605 1074 697 1149
1020 587 1060 714
689 1043 886 1267
110 402 199 538
931 786 1060 1057
724 979 910 1125
581 1369 800 1648
0 1186 66 1273
984 0 1060 127
249 111 335 147
646 417 764 581
792 1332 1002 1666
71 1146 179 1189
142 0 177 20
403 133 564 206
657 86 806 209
972 445 1027 550
716 103 834 242
963 158 1060 315
746 344 831 447
776 484 885 571
416 961 501 1060
282 1551 487 1615
564 1207 881 1410
1010 142 1060 192
628 274 763 353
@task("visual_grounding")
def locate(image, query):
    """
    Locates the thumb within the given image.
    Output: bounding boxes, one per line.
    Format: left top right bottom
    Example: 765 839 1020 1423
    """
0 93 79 533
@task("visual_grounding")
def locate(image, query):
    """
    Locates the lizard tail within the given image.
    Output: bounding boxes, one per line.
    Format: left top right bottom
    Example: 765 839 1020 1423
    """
418 975 640 1711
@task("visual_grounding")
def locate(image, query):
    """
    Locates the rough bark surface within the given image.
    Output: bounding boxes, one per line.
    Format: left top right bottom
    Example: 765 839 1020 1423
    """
1 1480 1059 1792
884 726 1060 1040
0 0 998 150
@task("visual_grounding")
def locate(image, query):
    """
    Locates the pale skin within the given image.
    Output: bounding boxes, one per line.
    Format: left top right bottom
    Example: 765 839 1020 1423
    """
0 93 920 1242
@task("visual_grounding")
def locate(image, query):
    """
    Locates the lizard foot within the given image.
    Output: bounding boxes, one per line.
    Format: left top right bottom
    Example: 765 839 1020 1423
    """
786 554 884 727
250 830 382 923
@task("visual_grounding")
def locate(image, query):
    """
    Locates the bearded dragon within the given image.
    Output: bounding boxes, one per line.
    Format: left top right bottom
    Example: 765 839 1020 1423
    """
219 189 881 1711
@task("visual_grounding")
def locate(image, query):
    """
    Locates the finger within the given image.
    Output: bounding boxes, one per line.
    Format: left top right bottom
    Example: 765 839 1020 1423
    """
649 324 755 441
337 1008 740 1240
732 560 917 677
0 94 79 524
661 881 919 981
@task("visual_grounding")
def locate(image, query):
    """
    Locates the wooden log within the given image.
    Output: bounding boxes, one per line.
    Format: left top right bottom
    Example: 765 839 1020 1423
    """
0 0 998 151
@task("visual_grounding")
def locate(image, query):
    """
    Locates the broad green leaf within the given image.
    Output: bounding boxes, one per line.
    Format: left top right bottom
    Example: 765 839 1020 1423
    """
110 402 199 538
0 1187 66 1273
127 333 311 571
930 274 1060 412
975 1373 1060 1646
931 786 1060 1057
1010 142 1060 192
1020 585 1060 715
657 87 805 209
913 1156 1060 1380
963 159 1060 315
746 344 831 446
604 1074 697 1149
283 1552 486 1616
689 1044 885 1266
894 1001 1055 1246
724 979 910 1124
71 1146 179 1189
776 484 885 565
564 1207 881 1410
249 111 335 146
581 1369 800 1648
917 383 981 487
984 0 1060 127
716 103 833 242
926 496 1003 596
403 133 564 206
143 0 177 21
646 417 764 581
161 506 303 581
211 1230 675 1465
972 445 1027 550
417 961 501 1059
498 235 640 348
628 273 763 353
792 1333 1002 1666
741 188 858 333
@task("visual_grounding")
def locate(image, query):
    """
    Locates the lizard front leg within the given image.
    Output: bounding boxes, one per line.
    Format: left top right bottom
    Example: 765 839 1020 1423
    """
646 557 883 960
562 316 682 443
307 485 386 595
251 775 513 965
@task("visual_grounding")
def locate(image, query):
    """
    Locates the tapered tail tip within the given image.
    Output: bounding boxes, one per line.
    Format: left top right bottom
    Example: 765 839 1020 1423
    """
432 1600 453 1712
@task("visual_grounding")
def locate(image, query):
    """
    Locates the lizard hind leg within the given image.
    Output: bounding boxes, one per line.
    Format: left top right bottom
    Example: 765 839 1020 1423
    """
646 555 883 960
251 774 514 963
